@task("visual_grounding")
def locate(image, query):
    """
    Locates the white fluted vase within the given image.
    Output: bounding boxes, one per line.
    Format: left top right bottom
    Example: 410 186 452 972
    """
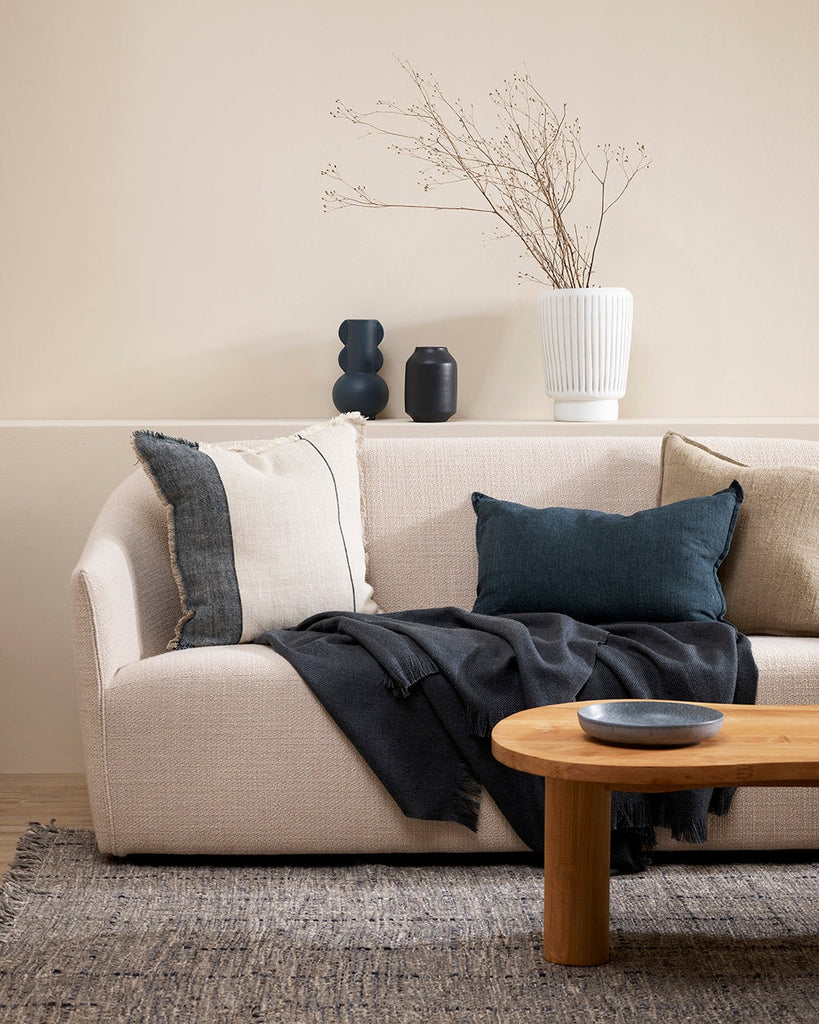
539 287 633 421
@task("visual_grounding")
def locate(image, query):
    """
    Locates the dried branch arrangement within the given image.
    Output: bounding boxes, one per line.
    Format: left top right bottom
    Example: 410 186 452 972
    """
322 60 650 288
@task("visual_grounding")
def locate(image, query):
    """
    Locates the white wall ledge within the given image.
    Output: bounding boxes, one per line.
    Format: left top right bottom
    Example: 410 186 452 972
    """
3 417 819 439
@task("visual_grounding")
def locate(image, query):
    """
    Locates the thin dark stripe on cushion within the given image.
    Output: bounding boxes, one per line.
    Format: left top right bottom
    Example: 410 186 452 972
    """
297 434 357 612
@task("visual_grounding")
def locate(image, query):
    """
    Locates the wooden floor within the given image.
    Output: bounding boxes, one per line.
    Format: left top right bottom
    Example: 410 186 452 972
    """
0 774 93 877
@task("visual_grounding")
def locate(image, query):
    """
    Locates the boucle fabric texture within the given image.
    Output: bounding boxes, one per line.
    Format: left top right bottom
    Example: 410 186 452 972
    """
1 825 817 1024
132 414 378 648
660 432 819 635
97 633 819 859
72 433 819 859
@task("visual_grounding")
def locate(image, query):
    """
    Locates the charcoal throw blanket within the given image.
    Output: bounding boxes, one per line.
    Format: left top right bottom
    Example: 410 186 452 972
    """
256 608 758 873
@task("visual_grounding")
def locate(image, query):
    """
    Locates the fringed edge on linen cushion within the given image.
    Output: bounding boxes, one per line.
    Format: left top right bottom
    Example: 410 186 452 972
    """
131 430 198 651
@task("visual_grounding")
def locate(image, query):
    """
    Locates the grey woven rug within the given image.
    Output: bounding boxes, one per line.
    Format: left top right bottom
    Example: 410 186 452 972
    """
0 825 817 1023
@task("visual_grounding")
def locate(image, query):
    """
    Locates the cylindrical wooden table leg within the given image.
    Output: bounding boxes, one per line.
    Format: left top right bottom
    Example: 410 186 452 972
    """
543 777 611 965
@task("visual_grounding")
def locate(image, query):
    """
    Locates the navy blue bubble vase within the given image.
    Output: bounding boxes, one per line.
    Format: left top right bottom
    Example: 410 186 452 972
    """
332 319 389 419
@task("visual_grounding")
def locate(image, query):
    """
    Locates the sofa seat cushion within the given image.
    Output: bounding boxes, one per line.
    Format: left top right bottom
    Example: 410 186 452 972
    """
104 646 524 857
655 634 819 854
101 635 819 857
750 635 819 704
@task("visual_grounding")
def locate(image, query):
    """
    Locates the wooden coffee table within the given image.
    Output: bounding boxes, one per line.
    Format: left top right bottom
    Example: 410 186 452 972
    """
491 700 819 966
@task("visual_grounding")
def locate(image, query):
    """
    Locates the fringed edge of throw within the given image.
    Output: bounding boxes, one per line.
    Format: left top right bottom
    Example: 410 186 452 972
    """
0 821 58 945
455 762 482 833
611 788 740 846
707 786 737 819
612 794 709 845
467 707 494 740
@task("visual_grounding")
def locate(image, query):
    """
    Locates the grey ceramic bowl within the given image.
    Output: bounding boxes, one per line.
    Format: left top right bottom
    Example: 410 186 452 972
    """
577 700 725 747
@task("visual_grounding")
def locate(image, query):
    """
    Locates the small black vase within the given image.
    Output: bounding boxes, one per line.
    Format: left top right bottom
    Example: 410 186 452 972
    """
404 346 457 422
332 319 389 419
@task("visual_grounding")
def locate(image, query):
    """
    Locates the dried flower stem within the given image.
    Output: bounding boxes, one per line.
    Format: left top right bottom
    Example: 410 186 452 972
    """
322 60 650 288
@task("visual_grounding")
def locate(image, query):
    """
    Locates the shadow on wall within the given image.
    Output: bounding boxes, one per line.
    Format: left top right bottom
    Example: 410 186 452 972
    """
385 310 544 421
62 307 546 421
61 332 340 421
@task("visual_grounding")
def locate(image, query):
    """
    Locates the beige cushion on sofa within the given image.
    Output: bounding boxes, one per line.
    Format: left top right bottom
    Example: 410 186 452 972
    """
132 413 378 649
659 432 819 635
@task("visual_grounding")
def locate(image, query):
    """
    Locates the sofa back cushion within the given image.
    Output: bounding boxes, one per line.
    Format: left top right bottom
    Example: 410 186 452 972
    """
358 435 663 612
660 432 819 635
105 433 819 653
358 434 819 615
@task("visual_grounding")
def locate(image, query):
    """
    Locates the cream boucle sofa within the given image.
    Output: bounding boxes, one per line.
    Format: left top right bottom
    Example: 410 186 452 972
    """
72 433 819 858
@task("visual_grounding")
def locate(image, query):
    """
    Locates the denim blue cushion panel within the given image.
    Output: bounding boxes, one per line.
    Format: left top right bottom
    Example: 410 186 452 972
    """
471 483 744 623
132 414 378 650
132 430 243 647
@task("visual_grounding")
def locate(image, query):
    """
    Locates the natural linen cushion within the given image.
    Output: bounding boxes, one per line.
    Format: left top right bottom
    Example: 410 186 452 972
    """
660 432 819 635
471 484 743 623
132 414 378 649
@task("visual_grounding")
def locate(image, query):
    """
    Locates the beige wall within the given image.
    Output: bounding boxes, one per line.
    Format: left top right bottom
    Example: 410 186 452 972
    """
2 0 818 421
1 1 818 771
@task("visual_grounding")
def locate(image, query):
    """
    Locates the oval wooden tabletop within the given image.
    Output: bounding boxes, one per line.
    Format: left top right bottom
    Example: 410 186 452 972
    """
491 701 819 792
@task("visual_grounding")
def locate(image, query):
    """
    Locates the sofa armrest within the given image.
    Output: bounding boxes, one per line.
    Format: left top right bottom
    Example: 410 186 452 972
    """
72 538 146 687
72 536 146 850
71 468 181 851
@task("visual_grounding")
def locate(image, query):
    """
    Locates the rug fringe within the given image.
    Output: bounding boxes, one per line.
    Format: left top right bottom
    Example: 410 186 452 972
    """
0 821 58 945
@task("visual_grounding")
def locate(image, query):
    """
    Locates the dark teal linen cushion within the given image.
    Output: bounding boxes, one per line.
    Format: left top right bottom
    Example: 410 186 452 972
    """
471 483 743 623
